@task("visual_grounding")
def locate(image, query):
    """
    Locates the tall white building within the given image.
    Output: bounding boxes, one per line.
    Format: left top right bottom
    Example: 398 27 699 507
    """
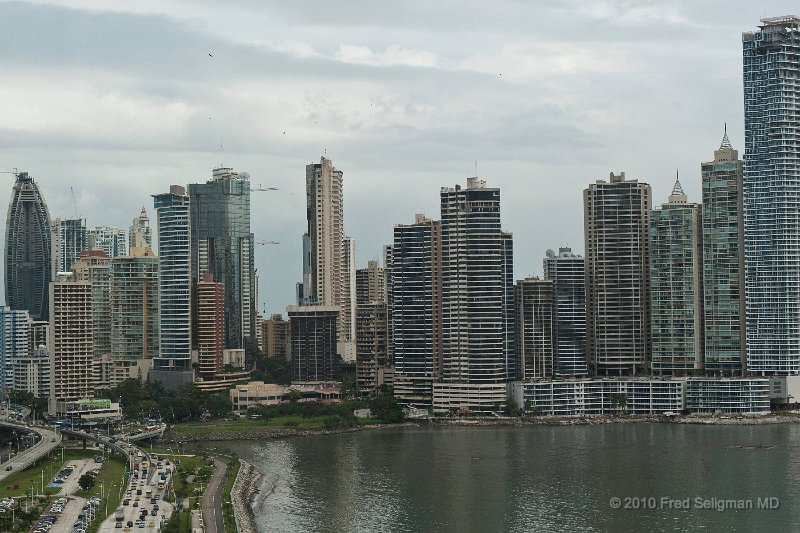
88 226 127 258
152 186 194 389
743 17 800 374
305 157 354 354
0 307 30 390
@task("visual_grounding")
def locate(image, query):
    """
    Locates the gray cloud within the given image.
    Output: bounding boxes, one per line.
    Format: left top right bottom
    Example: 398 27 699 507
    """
0 0 795 314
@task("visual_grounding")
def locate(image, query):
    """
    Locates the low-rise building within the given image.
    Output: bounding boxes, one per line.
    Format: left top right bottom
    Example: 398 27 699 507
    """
509 377 770 416
230 381 342 414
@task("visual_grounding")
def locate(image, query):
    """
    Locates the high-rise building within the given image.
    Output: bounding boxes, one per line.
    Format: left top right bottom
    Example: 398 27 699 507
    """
189 168 256 349
434 178 513 412
12 345 51 399
339 236 356 360
702 131 746 373
650 179 704 373
288 305 338 382
129 207 152 250
54 217 88 273
391 215 442 406
584 172 652 376
0 307 30 390
742 16 800 375
515 278 554 380
260 314 291 359
195 273 224 378
543 247 587 377
152 186 194 388
72 250 114 386
88 226 128 258
49 273 93 414
305 157 355 351
5 171 52 321
110 247 159 383
355 260 389 392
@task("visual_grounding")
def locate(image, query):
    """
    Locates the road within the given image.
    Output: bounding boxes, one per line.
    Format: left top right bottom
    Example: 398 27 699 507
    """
201 458 227 533
96 455 174 533
0 420 61 482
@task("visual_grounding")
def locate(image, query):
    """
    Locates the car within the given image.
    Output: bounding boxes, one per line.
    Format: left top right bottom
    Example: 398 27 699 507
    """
134 496 140 501
127 521 133 527
133 502 138 508
5 466 11 471
123 499 130 506
148 522 154 528
152 505 159 512
136 490 142 496
115 523 123 529
142 510 148 516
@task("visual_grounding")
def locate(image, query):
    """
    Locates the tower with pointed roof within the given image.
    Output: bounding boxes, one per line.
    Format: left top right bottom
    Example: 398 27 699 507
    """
650 173 703 373
129 207 152 250
702 128 745 373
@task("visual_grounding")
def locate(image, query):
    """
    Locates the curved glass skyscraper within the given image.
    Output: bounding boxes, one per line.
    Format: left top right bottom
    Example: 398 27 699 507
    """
743 16 800 374
5 171 52 321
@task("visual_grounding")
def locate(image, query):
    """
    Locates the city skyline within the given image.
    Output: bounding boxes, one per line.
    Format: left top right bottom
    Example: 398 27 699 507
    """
1 1 797 316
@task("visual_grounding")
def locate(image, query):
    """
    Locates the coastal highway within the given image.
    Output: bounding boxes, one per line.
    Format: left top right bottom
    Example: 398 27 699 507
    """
0 420 61 483
202 458 227 533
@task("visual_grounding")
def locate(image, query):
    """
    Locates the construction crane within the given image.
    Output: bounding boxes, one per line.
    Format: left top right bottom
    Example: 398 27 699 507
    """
70 187 79 218
251 184 279 191
256 240 280 245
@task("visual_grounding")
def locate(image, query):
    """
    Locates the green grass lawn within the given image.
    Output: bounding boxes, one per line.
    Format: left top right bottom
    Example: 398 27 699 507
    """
221 457 239 533
169 414 381 436
77 457 126 533
0 448 97 498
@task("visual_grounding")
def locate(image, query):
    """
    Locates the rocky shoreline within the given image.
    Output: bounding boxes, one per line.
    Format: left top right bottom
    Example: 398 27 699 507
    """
231 459 263 533
159 414 800 444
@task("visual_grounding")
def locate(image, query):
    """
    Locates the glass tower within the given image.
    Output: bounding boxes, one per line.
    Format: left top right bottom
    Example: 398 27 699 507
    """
5 171 52 321
650 179 704 374
702 132 746 373
543 247 587 377
189 168 256 349
152 186 194 388
742 17 800 374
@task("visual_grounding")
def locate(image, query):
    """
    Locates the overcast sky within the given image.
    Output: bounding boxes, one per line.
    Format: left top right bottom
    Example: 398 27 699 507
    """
0 1 795 315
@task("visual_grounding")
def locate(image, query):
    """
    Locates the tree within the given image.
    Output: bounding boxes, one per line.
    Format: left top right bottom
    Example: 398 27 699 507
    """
609 393 628 415
368 395 404 423
78 473 96 491
505 397 523 417
287 388 303 403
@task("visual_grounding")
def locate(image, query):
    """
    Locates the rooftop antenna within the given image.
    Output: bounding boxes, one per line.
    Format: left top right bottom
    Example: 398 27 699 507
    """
220 137 224 167
70 187 78 218
475 160 478 177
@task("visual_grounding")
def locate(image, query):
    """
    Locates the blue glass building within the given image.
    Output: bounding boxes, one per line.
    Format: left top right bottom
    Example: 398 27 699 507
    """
743 16 800 374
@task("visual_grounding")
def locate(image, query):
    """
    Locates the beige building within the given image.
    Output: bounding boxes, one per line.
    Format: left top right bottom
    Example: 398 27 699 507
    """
230 381 342 414
356 260 390 392
49 274 94 414
260 314 291 359
584 172 652 376
110 246 158 384
305 157 355 357
72 250 113 389
196 272 224 378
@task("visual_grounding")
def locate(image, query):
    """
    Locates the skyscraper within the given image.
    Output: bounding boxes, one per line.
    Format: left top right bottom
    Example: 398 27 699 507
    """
742 16 800 375
543 247 587 377
650 178 704 374
305 157 355 352
49 273 93 414
702 131 746 373
195 273 224 378
355 260 389 392
72 250 113 382
390 215 442 406
54 217 88 273
5 171 52 321
129 207 152 250
260 314 291 359
435 178 513 412
88 226 128 258
189 168 256 349
109 247 159 383
584 172 652 376
515 278 554 380
152 186 194 388
305 157 344 306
